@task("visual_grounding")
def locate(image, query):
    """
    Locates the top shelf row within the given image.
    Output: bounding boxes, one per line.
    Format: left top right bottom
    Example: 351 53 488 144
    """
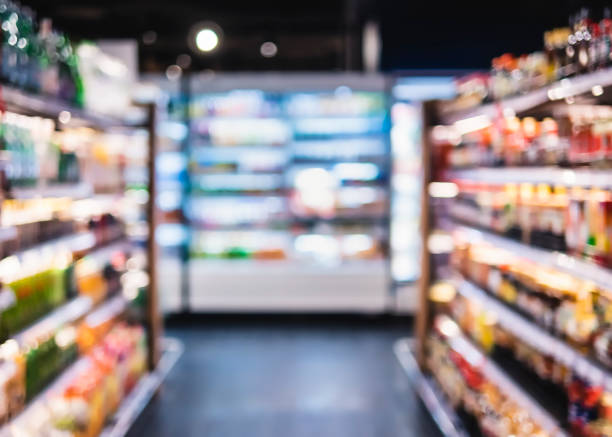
441 67 612 124
1 84 141 129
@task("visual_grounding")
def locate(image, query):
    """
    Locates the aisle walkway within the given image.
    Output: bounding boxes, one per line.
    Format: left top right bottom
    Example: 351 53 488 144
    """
127 316 441 437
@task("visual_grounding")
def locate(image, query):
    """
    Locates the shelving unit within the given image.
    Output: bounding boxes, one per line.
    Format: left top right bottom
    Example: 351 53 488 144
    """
438 314 568 436
176 74 392 313
410 62 612 436
0 77 173 437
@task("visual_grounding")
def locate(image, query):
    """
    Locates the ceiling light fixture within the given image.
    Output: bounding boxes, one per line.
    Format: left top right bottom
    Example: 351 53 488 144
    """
189 22 223 54
196 29 218 52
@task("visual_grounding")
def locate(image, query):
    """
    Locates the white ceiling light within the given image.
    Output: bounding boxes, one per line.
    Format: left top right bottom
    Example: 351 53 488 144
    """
189 21 223 54
196 28 219 52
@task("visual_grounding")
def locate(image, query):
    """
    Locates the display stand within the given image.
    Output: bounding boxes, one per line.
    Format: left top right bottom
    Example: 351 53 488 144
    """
0 85 175 436
407 68 612 436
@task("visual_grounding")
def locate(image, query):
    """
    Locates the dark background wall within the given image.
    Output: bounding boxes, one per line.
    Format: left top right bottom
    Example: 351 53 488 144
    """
22 0 612 72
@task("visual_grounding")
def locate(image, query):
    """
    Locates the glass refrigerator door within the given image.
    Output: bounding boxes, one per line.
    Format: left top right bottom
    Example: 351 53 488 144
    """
391 77 456 311
390 102 422 283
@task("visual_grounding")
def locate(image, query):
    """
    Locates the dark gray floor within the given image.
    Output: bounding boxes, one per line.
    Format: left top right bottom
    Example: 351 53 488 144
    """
127 316 442 437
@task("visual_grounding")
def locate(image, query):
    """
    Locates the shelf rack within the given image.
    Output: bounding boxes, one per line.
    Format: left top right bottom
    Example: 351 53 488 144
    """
394 338 470 437
0 83 165 436
412 65 612 437
99 337 183 437
439 314 568 437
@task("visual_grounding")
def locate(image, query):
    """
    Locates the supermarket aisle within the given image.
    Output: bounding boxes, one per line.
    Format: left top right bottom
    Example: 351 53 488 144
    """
127 316 441 437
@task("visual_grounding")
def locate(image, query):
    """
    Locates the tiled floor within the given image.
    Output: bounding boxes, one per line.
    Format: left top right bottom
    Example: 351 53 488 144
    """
127 315 442 437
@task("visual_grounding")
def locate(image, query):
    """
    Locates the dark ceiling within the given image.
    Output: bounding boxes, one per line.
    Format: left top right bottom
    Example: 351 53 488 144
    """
22 0 612 73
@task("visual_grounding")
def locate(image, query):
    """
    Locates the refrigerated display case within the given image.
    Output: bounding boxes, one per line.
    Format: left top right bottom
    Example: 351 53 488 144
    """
180 74 391 312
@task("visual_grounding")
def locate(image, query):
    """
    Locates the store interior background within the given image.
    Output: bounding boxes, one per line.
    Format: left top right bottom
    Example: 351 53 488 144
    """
5 0 612 436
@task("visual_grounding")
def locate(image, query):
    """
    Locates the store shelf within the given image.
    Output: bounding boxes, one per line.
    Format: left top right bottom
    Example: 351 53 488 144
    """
189 192 286 199
0 84 128 128
441 66 612 124
292 215 388 226
393 338 470 437
451 223 612 292
2 352 93 435
10 182 93 199
446 166 612 188
99 337 184 437
453 277 612 390
13 295 93 346
2 335 181 437
84 238 134 263
191 143 287 151
83 295 129 327
12 233 130 264
440 315 568 437
14 295 127 350
12 231 96 259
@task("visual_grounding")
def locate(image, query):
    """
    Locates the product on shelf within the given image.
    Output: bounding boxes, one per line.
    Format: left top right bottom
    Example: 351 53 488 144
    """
189 91 281 119
284 92 385 117
0 111 136 199
0 229 128 345
447 8 612 110
190 230 289 260
426 315 551 437
195 118 291 146
187 196 287 228
447 180 612 265
0 3 84 105
24 323 78 400
441 107 612 168
293 232 382 263
437 284 612 436
450 236 612 367
289 166 386 219
4 323 146 437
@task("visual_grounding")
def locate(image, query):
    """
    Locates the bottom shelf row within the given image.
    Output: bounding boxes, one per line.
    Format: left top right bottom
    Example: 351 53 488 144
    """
416 303 612 437
2 321 146 437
